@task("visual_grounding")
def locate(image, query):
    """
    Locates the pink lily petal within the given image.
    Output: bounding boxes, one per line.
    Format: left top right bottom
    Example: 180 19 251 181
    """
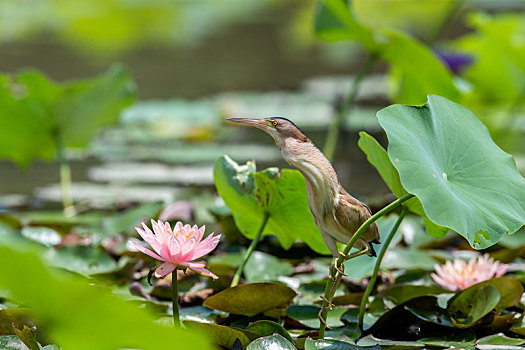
188 266 219 280
155 262 177 278
136 224 163 256
168 234 181 262
194 225 206 242
191 234 221 260
178 261 206 269
130 241 164 261
180 235 198 259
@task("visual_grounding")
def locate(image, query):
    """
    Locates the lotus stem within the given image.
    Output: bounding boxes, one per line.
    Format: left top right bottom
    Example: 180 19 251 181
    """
358 206 408 330
55 133 76 217
172 270 180 326
323 54 376 162
231 212 270 287
318 193 414 339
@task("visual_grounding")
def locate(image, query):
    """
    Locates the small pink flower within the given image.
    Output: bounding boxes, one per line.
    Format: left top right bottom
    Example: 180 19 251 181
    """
431 254 508 291
131 220 220 279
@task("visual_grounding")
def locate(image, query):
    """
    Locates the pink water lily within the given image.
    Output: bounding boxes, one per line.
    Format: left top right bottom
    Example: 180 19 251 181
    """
431 254 508 291
131 220 220 279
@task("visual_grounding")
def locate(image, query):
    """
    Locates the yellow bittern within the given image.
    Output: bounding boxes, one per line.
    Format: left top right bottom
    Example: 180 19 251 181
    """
227 117 380 259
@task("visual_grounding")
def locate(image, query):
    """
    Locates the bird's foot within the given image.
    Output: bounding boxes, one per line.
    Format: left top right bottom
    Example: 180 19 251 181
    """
319 295 335 309
339 247 369 261
334 261 347 276
318 309 332 330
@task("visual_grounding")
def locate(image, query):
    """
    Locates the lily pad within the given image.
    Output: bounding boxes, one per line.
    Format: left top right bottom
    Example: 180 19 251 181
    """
418 330 476 348
378 285 449 305
377 95 525 248
20 227 62 247
214 155 329 254
477 333 525 346
43 246 117 276
244 251 294 283
246 334 295 350
185 321 259 349
473 278 524 309
246 320 293 343
203 282 297 316
286 305 346 329
447 285 500 328
305 338 378 350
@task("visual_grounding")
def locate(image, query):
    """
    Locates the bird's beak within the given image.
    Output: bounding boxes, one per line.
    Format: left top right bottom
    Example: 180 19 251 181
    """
226 118 269 132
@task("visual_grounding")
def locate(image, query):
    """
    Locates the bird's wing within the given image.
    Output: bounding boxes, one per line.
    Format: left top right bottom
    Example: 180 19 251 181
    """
334 189 380 244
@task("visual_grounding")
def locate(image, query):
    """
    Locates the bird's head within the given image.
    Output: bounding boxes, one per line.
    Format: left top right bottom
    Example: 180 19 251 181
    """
226 117 308 149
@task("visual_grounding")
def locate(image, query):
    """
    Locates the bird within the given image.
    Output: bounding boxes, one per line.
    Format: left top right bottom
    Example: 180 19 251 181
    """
226 117 380 259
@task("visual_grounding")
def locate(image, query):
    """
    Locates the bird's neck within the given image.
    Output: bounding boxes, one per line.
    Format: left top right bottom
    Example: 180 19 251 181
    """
281 138 340 217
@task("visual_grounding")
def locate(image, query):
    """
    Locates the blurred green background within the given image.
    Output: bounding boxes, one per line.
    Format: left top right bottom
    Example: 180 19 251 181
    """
1 0 524 212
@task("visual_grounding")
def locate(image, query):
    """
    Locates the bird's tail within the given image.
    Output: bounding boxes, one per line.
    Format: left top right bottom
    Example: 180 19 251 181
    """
365 222 381 257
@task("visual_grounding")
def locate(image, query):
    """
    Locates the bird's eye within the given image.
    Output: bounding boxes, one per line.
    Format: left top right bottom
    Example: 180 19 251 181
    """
271 120 278 127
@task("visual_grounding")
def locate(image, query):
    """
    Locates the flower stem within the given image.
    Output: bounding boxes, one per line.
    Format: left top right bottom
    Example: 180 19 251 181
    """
358 206 408 330
231 212 270 287
172 270 180 327
55 133 76 217
323 54 376 162
318 193 414 339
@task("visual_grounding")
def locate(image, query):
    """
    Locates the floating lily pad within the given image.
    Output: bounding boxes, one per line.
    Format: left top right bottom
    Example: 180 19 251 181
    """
377 95 525 248
246 334 295 350
244 251 294 283
20 227 61 247
473 278 524 309
214 155 329 254
305 338 376 350
286 305 346 329
447 284 500 328
203 282 297 316
185 321 258 349
43 245 117 276
418 330 476 349
246 320 293 343
378 285 449 305
477 333 525 346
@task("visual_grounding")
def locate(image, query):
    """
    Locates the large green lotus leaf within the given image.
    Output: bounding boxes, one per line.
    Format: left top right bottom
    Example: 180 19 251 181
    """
213 155 329 255
203 282 297 316
0 66 134 167
358 131 448 238
0 244 211 350
377 95 525 248
314 0 458 105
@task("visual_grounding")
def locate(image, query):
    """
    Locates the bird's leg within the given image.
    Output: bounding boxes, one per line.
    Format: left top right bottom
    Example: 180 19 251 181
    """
339 247 369 261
